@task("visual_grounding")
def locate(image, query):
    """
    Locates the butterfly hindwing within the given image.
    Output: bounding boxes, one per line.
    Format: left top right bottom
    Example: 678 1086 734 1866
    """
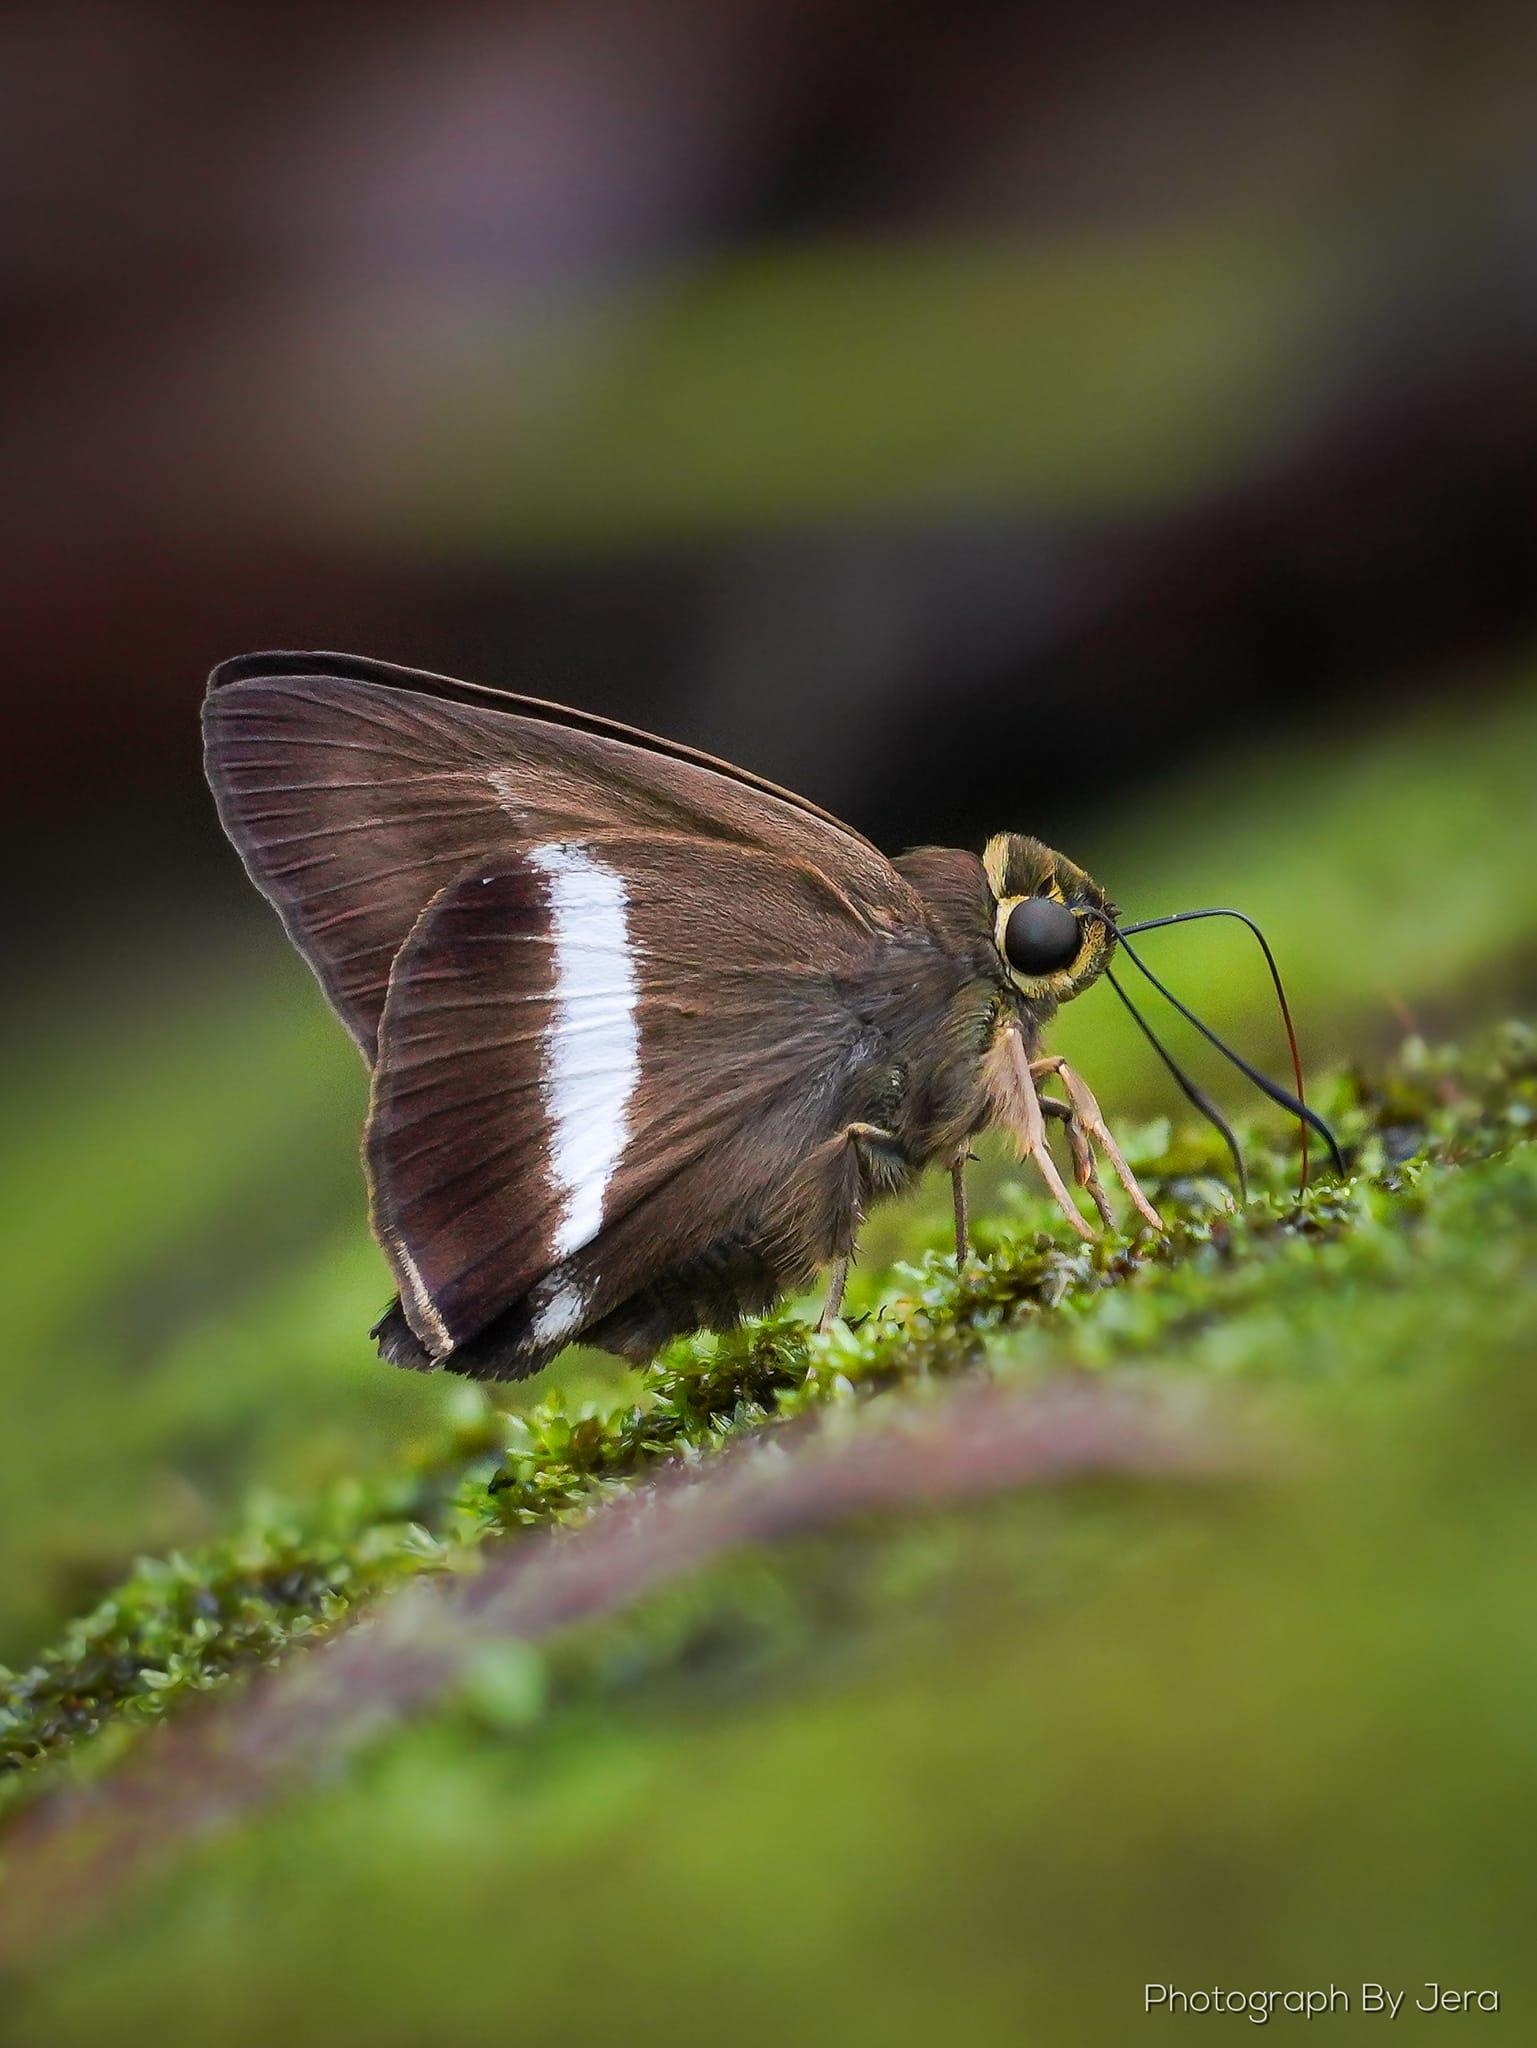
366 832 935 1378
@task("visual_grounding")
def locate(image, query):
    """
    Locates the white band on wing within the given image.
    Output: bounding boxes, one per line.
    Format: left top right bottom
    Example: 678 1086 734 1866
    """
529 843 642 1265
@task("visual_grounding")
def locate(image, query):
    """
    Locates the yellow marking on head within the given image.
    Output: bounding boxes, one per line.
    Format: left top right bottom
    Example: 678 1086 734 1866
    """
982 834 1012 899
983 833 1118 1006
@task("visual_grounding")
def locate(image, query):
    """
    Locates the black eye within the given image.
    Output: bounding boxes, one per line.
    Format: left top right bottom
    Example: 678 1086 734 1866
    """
1004 896 1082 976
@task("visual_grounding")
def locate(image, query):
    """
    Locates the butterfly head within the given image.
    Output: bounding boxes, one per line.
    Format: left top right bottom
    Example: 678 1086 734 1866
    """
983 833 1116 1003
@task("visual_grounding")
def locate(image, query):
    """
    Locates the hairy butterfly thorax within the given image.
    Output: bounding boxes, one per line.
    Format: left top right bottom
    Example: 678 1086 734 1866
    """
205 652 1340 1381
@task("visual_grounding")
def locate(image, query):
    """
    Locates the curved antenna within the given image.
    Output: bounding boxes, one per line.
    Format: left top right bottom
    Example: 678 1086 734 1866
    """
1118 906 1313 1186
1106 969 1249 1200
1083 910 1346 1179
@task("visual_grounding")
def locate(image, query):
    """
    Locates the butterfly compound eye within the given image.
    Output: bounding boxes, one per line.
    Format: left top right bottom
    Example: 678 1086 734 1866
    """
1004 896 1082 976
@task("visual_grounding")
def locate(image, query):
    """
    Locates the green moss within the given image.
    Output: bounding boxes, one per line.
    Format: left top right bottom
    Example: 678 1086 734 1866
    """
10 1052 1537 2046
4 1022 1531 1799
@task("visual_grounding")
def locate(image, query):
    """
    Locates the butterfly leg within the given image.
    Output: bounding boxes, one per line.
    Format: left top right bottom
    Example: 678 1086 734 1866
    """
1040 1096 1116 1229
950 1155 970 1262
817 1258 849 1332
980 1025 1095 1241
811 1121 904 1332
1032 1057 1164 1232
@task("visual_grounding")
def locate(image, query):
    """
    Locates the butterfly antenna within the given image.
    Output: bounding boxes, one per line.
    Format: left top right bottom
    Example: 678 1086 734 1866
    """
1106 968 1248 1200
1086 912 1346 1179
1119 906 1315 1188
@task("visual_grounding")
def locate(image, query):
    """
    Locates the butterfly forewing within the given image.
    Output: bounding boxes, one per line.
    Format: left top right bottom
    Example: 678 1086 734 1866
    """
203 652 897 1061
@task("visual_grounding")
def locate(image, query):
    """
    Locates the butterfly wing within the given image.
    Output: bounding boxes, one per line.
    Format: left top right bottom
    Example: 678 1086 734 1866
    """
365 831 951 1379
203 650 896 1061
204 651 957 1378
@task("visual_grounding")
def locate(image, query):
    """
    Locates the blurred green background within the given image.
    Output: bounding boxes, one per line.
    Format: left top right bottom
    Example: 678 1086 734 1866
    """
4 3 1537 2039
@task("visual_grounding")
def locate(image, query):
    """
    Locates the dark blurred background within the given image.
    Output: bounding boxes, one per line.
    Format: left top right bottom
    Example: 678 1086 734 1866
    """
5 0 1537 1658
6 0 1537 941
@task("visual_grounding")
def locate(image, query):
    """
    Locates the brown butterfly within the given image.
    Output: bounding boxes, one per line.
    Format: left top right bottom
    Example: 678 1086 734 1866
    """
204 652 1339 1381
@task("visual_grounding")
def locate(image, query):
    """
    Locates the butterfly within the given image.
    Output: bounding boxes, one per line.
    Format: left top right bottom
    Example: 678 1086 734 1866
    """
204 651 1338 1381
